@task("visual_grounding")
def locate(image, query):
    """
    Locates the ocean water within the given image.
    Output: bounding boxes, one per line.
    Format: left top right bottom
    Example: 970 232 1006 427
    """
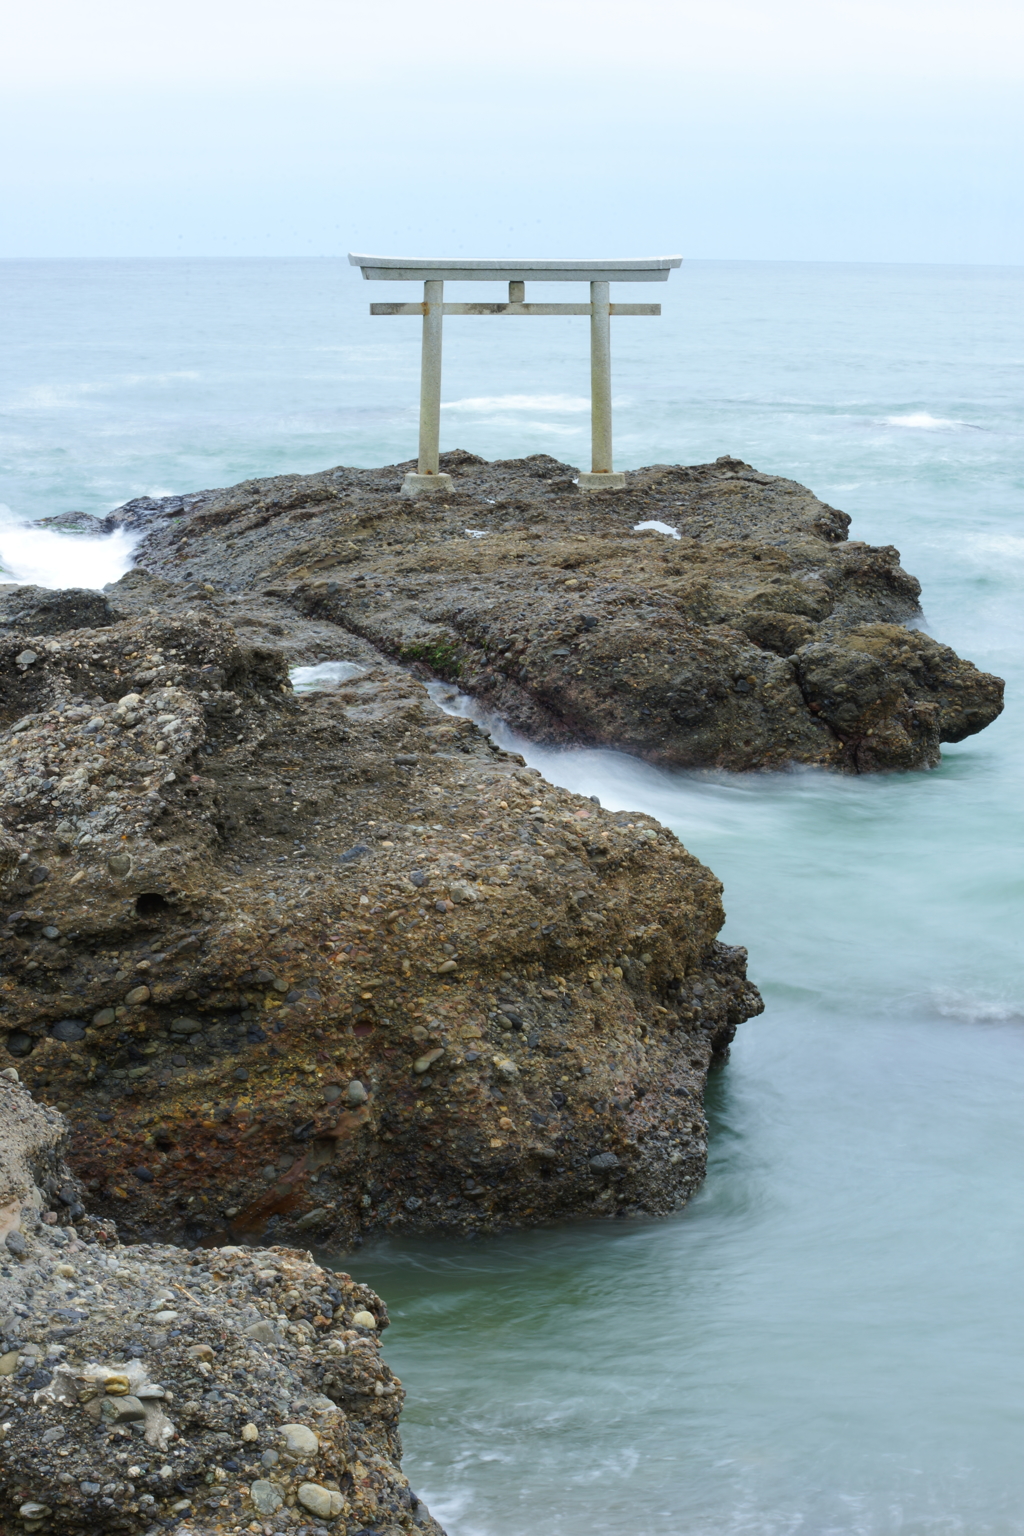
2 259 1023 1534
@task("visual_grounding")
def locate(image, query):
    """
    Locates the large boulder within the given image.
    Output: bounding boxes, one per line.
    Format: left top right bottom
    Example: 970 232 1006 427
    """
0 587 761 1253
114 450 1003 774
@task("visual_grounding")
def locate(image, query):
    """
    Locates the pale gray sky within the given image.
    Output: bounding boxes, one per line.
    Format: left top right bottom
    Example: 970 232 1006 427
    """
3 0 1021 259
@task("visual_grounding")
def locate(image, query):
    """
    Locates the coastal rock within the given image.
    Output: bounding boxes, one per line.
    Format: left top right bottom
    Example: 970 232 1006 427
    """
116 450 1001 773
0 585 115 637
0 1061 84 1242
0 589 761 1252
0 1077 443 1536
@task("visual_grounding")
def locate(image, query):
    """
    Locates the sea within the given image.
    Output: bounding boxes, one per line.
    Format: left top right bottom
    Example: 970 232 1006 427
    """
2 258 1023 1535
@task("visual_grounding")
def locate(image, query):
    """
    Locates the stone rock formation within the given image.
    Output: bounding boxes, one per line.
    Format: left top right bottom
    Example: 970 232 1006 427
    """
109 450 1002 775
0 576 760 1254
0 1076 443 1536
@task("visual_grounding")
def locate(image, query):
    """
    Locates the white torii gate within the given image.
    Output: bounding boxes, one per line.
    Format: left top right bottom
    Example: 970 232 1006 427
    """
348 254 681 497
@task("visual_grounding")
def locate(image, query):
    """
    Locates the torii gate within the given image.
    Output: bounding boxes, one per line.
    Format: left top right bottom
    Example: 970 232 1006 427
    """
348 254 681 497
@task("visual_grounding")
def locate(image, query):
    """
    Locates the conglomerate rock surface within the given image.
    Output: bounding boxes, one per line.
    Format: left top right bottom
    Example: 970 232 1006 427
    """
104 449 1003 774
0 1076 444 1536
0 567 760 1258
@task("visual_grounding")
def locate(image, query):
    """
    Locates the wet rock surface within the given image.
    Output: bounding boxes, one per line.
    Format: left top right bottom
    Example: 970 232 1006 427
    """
0 1077 443 1536
112 449 1002 773
0 564 761 1256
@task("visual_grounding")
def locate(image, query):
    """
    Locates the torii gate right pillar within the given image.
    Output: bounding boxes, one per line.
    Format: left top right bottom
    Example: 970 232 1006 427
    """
579 280 624 491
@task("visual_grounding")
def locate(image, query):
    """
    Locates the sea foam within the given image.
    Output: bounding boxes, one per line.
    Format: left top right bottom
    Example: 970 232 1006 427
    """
289 661 367 692
0 510 138 591
884 411 983 431
441 394 591 413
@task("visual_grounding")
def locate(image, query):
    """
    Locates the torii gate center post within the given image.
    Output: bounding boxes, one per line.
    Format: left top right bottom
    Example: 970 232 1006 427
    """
348 255 682 497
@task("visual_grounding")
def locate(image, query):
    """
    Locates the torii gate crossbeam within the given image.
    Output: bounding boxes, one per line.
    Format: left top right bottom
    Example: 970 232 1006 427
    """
348 254 682 497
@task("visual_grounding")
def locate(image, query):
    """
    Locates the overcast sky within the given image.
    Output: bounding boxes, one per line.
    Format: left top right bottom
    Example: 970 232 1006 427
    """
3 0 1022 260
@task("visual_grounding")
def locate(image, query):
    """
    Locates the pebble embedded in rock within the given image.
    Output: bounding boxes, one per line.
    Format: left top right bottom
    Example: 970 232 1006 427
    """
295 1206 328 1231
169 1016 202 1034
50 1019 86 1042
244 1319 278 1344
297 1482 335 1517
338 843 371 863
124 985 151 1006
351 1309 377 1330
241 1422 259 1441
249 1478 284 1515
107 854 131 876
101 1394 146 1423
280 1423 319 1456
346 1080 368 1105
4 1231 28 1258
413 1048 444 1074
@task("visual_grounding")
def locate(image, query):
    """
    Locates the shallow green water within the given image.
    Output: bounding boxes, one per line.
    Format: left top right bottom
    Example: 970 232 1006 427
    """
2 258 1022 1533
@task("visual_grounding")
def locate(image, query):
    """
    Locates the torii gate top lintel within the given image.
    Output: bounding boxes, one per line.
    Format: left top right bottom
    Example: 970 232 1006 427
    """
349 254 682 283
348 252 682 495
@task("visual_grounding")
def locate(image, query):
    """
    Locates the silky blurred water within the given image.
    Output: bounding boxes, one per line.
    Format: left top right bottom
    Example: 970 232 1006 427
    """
2 259 1023 1534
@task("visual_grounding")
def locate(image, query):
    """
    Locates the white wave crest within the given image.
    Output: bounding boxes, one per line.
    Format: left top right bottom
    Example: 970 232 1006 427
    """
634 519 681 539
884 412 983 431
963 533 1024 562
0 512 139 591
441 394 591 413
931 987 1024 1025
289 661 367 692
15 372 201 410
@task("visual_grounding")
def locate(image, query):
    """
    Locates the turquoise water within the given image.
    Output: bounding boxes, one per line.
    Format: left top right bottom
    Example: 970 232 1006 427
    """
2 259 1023 1534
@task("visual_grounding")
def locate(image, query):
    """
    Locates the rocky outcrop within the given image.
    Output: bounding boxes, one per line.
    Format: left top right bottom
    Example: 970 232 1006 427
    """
112 451 1002 774
0 575 760 1255
0 1076 444 1536
0 1066 85 1245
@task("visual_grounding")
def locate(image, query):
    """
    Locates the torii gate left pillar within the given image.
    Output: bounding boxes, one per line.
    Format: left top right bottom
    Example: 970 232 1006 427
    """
349 254 681 496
